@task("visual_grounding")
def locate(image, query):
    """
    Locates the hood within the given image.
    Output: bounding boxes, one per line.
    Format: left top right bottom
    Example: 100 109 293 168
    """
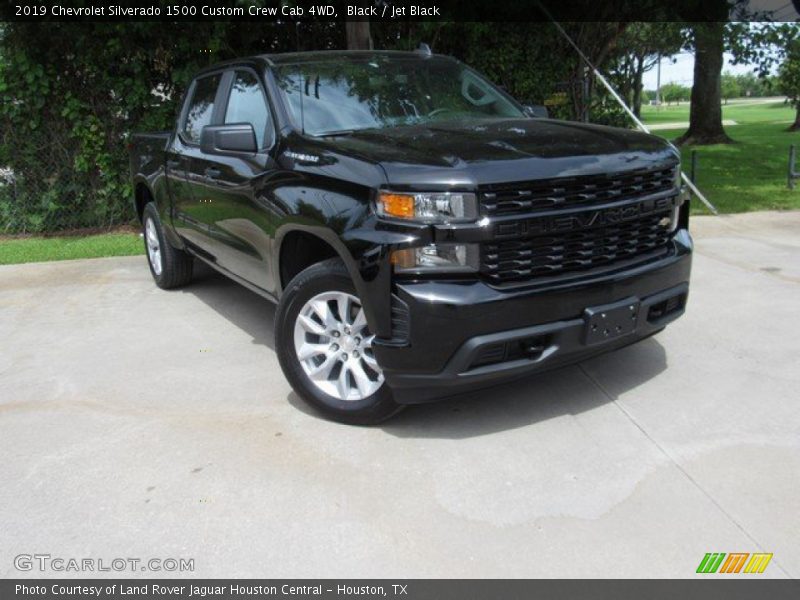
304 117 678 188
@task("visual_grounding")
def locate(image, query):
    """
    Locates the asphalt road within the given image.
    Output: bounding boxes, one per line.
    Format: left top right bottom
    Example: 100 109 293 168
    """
1 211 798 578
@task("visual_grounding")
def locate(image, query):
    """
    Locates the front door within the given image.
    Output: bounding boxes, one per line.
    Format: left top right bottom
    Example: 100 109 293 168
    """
186 68 279 292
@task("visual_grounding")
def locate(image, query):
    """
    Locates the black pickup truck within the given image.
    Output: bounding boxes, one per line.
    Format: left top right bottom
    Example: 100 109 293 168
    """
129 49 691 424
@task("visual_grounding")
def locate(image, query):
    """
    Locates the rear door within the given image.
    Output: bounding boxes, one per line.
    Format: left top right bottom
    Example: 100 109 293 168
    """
169 71 226 253
186 67 280 292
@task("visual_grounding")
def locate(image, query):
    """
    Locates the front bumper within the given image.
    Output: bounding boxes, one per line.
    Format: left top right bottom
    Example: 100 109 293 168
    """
373 229 692 403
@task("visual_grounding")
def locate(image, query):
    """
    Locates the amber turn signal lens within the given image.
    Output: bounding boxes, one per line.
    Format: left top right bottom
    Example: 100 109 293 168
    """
390 248 417 269
378 192 416 219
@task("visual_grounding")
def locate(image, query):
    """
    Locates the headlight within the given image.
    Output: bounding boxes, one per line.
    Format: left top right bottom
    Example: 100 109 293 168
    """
376 191 478 224
391 244 479 273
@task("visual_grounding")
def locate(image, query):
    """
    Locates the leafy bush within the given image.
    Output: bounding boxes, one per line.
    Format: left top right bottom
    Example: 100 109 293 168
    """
0 22 343 234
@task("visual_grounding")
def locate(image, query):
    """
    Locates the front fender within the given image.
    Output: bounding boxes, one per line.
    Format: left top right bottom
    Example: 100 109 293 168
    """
273 216 431 338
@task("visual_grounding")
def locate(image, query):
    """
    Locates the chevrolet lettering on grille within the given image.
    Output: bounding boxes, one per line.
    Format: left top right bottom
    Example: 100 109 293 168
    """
498 196 677 238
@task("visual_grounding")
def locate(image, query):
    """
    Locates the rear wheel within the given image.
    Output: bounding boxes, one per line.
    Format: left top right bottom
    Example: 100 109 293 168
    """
142 202 193 289
275 258 403 425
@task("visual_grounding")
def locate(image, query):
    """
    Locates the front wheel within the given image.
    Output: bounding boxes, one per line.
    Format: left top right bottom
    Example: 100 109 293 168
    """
275 258 403 425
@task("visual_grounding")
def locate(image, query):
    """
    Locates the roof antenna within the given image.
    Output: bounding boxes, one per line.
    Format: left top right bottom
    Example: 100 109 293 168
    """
536 1 717 215
416 42 432 56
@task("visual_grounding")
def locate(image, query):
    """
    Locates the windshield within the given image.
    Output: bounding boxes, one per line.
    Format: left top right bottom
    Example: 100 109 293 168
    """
273 55 525 136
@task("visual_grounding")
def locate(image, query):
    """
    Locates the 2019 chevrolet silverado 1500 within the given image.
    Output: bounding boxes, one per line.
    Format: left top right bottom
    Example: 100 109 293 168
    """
129 49 692 424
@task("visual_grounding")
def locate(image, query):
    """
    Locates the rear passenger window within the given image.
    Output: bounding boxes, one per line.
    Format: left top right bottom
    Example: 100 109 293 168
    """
182 74 221 144
225 71 271 148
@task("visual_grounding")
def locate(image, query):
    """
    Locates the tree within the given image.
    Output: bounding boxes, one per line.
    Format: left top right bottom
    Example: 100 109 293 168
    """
563 23 630 122
346 21 372 50
675 20 734 145
0 21 346 233
720 71 742 103
778 40 800 131
660 82 691 105
608 23 683 117
734 71 769 97
387 22 631 123
670 0 781 145
729 22 800 131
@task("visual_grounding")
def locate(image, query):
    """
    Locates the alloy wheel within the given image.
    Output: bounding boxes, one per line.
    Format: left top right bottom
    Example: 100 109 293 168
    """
292 291 384 401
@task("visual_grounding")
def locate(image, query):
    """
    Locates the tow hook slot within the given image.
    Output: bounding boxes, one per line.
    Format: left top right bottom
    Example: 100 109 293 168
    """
648 293 686 323
468 334 552 370
520 336 547 360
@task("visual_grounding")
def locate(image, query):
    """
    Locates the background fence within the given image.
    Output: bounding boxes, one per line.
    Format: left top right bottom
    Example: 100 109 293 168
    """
0 139 133 235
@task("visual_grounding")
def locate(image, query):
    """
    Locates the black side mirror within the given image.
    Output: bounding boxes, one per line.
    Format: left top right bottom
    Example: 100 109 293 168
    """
200 123 258 154
523 105 549 119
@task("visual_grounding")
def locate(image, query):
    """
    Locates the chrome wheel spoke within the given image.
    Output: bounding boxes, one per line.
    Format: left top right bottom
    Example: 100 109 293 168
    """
310 299 337 331
307 353 338 381
297 314 327 337
350 361 372 398
361 351 379 370
336 295 351 326
351 307 367 332
297 342 327 361
336 364 351 399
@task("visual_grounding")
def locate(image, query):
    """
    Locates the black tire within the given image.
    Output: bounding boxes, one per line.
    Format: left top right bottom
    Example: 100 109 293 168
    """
275 258 403 425
142 202 193 289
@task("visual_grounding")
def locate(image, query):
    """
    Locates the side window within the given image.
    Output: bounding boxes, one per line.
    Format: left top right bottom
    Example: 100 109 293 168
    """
182 74 221 144
225 71 271 148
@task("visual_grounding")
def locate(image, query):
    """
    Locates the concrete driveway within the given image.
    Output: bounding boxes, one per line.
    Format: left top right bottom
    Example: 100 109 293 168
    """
1 212 798 578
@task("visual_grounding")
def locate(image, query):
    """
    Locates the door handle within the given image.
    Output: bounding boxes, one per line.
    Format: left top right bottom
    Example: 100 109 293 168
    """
166 159 181 169
204 168 222 179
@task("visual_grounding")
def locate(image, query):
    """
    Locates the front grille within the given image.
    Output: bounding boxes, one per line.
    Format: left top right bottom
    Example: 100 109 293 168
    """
480 165 677 216
481 210 673 284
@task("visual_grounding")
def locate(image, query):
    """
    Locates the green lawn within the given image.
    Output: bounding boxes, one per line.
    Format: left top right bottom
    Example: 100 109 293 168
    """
641 100 800 214
0 232 143 265
641 98 796 125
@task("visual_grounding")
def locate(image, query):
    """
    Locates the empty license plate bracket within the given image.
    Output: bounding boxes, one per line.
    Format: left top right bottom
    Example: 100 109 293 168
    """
583 297 640 346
